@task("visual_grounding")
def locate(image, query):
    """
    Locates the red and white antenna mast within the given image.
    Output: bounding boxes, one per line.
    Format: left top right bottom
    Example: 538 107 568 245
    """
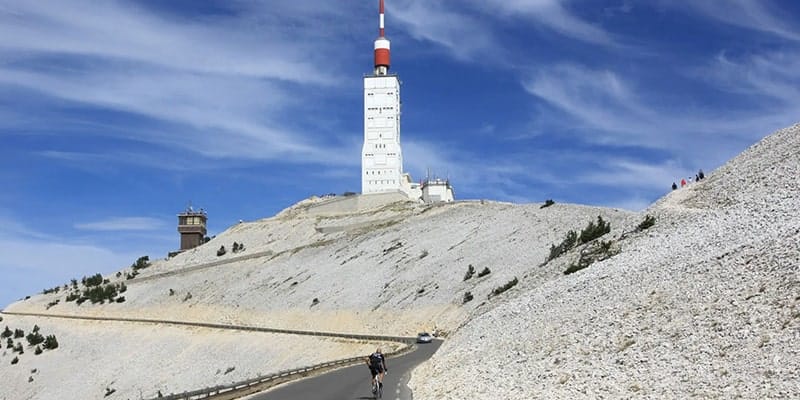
374 0 391 75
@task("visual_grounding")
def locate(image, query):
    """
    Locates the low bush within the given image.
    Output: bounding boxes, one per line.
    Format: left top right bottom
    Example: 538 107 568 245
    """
216 246 226 257
26 331 44 347
43 335 58 350
564 261 590 275
540 199 555 209
477 267 491 278
564 240 618 275
463 264 475 281
42 286 60 295
14 329 24 339
547 230 577 262
490 277 519 298
131 256 150 271
462 291 474 304
83 273 104 287
34 346 43 355
383 242 403 254
311 298 319 307
546 217 612 264
14 342 24 354
637 214 656 231
11 356 18 365
578 216 611 245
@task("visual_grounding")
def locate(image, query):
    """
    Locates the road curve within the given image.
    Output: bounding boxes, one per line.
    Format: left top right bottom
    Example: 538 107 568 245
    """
247 340 442 400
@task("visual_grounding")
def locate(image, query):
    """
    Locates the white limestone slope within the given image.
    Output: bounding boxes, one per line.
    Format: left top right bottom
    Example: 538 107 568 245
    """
2 184 635 399
409 123 800 399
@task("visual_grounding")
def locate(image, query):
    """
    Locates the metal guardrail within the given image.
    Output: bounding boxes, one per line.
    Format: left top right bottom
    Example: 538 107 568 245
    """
151 350 412 400
0 311 416 400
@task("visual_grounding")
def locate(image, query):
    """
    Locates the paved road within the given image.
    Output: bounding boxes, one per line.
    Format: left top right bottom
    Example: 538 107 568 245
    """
249 340 442 400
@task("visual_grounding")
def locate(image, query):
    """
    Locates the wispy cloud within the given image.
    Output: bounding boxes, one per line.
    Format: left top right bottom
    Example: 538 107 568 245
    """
74 217 166 232
522 61 798 152
674 0 800 42
707 51 800 104
0 0 340 84
0 0 363 164
466 0 616 46
0 214 146 307
390 0 617 63
390 0 497 61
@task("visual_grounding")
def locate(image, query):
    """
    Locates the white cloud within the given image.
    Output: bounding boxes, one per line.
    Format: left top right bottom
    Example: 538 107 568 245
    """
0 215 145 308
522 61 799 154
390 0 616 62
74 217 166 232
708 51 800 104
466 0 616 46
0 0 364 164
0 0 340 84
390 0 498 61
674 0 800 42
574 157 687 192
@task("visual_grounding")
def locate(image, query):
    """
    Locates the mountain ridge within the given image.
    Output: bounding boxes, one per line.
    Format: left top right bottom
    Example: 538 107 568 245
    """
2 123 798 399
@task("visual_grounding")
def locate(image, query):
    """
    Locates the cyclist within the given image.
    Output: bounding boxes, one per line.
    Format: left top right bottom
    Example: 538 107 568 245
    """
365 347 388 390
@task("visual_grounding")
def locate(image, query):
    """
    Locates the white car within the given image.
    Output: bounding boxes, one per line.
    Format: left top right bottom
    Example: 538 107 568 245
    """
416 332 433 343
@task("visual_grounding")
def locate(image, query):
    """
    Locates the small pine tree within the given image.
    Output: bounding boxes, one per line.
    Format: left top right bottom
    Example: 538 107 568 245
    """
637 214 656 231
26 331 44 347
462 291 474 304
540 199 555 209
477 267 491 277
43 335 58 350
14 329 24 339
463 264 475 281
34 346 43 355
1 326 11 338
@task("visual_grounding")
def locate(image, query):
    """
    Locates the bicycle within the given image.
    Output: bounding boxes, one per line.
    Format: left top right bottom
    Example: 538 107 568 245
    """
371 371 385 399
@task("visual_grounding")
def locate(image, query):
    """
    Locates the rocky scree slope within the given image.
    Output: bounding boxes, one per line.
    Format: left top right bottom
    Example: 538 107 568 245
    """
409 123 800 399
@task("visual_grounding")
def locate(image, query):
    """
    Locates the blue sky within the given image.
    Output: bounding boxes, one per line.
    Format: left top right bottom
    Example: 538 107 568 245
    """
1 0 799 308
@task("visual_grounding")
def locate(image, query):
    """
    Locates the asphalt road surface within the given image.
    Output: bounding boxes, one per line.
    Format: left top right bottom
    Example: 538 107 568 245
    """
249 340 442 400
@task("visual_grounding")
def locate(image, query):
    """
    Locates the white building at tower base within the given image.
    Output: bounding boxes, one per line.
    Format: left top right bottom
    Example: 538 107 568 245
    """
360 0 454 205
